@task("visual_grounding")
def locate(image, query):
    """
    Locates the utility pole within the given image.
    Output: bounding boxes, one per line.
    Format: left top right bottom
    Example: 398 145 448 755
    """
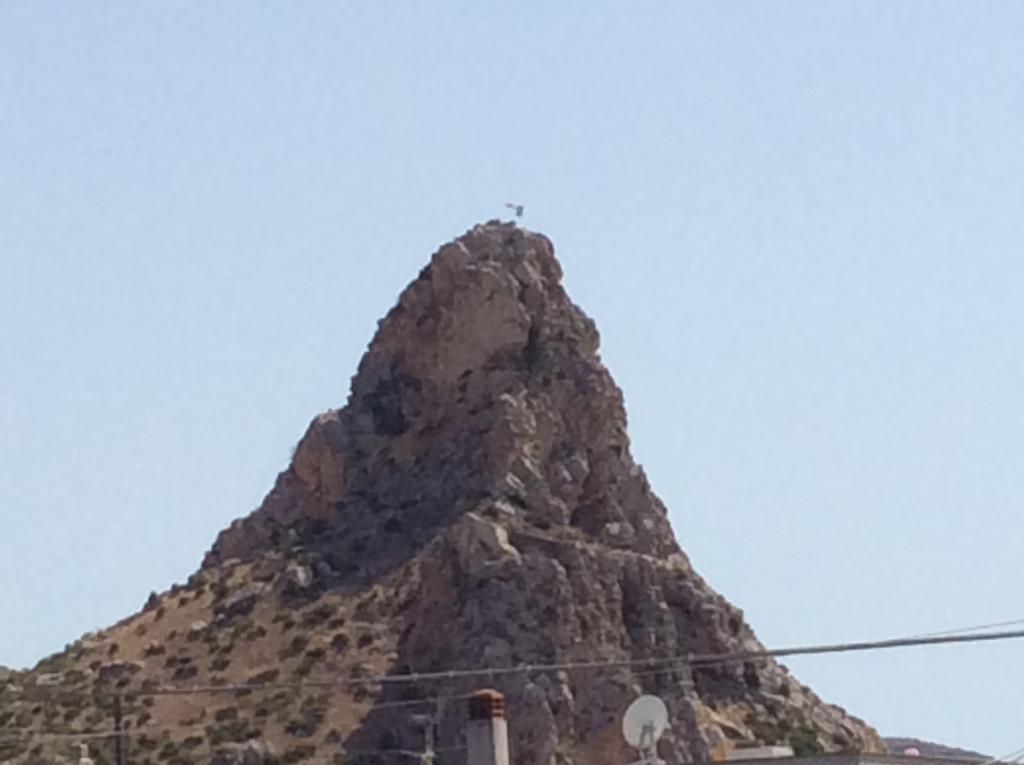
112 694 126 765
421 715 436 765
97 663 128 765
466 690 509 765
77 742 94 765
410 712 437 765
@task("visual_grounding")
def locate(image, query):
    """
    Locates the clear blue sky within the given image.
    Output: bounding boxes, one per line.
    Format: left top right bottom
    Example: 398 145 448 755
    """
2 1 1022 755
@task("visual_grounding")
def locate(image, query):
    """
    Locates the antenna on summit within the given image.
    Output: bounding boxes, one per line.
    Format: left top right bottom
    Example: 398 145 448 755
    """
504 202 524 220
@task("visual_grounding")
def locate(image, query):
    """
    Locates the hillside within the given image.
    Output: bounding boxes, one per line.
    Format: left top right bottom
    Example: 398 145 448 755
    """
0 222 883 765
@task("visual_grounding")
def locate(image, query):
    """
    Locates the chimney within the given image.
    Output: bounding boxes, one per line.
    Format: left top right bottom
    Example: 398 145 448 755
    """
466 689 510 765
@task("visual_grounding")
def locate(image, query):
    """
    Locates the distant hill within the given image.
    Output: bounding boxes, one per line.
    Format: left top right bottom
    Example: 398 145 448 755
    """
885 737 988 760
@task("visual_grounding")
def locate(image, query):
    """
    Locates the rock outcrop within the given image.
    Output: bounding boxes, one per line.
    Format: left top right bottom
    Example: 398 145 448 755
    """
0 222 882 765
205 221 679 574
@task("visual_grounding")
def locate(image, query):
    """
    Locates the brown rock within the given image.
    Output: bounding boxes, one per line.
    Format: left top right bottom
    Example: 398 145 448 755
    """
3 222 882 765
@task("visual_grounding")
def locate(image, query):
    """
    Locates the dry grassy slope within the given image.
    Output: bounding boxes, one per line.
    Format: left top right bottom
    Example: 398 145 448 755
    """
0 519 881 765
0 549 415 765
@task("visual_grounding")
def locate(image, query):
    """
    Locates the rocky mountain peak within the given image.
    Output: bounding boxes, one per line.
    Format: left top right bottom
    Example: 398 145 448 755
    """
205 221 677 572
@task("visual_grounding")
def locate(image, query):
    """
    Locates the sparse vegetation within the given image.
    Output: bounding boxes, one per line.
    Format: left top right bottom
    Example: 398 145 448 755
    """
282 744 317 763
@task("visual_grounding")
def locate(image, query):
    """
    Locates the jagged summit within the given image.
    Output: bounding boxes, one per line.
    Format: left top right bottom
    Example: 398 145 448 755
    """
1 223 882 765
205 220 677 571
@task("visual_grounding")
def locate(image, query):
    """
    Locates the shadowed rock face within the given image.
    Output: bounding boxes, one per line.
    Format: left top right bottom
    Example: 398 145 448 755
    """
1 222 881 765
202 222 882 764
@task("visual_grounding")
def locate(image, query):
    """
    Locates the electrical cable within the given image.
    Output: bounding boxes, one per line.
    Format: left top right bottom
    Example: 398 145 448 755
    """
135 625 1024 695
9 625 1024 699
910 618 1024 639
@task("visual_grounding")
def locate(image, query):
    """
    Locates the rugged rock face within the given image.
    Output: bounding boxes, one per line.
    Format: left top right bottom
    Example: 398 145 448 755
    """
0 222 882 765
205 221 678 573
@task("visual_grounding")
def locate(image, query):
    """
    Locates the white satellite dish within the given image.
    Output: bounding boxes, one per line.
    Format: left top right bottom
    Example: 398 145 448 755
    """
622 695 669 749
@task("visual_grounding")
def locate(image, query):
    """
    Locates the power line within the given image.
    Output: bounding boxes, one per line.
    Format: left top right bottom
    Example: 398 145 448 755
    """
0 691 466 741
11 625 1024 699
686 627 1024 667
911 617 1024 639
976 746 1024 765
0 728 130 742
6 625 1024 749
0 723 466 762
152 624 1024 693
268 749 466 765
